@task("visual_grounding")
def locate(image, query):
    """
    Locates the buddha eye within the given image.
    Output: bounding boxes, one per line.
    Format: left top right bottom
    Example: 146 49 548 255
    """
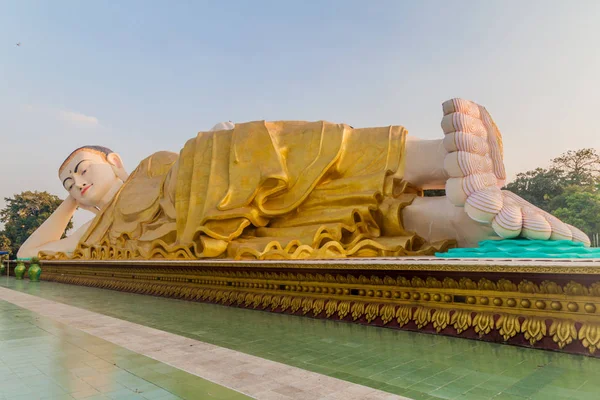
82 169 87 176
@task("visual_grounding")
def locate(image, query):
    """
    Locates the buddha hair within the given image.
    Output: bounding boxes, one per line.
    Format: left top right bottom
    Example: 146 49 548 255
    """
59 145 115 174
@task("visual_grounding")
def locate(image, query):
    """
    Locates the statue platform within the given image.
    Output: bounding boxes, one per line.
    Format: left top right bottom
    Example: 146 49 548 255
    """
9 257 597 358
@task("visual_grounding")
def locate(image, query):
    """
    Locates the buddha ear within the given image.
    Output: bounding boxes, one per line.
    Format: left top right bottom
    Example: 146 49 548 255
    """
107 153 129 182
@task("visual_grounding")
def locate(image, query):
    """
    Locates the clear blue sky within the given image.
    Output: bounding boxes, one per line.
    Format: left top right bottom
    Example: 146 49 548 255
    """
1 1 599 229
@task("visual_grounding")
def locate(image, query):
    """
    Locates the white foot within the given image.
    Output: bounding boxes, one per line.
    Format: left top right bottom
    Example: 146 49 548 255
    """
441 98 591 247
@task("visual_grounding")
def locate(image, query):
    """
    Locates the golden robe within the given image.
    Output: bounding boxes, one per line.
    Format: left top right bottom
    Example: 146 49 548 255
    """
65 121 453 260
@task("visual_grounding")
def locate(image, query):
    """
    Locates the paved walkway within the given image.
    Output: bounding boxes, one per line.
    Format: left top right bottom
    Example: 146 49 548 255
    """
2 279 600 399
0 283 403 400
0 300 248 400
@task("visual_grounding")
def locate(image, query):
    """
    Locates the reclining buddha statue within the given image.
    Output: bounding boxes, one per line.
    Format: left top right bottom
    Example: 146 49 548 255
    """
18 98 590 260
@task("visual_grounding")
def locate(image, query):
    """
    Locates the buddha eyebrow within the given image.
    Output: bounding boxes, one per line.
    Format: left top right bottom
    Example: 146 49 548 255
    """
74 159 90 173
62 176 73 186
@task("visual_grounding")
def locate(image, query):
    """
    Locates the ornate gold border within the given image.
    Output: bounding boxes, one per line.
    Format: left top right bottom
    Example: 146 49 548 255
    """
41 259 600 275
39 264 600 356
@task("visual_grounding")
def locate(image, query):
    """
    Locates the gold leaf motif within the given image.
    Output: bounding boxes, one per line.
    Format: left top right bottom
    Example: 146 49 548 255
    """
265 272 277 280
218 291 229 304
442 277 459 289
496 314 521 341
396 306 412 327
324 274 336 283
450 310 472 334
564 281 589 296
521 317 547 345
414 307 431 329
337 301 351 319
325 300 338 318
280 296 292 311
426 277 442 288
301 298 314 315
459 278 477 290
312 299 325 316
261 295 272 309
351 302 365 321
290 297 302 313
271 296 281 310
284 272 295 281
365 303 379 323
370 276 383 285
252 294 263 308
432 309 451 332
539 281 564 294
549 320 577 349
223 291 235 305
235 292 246 305
380 304 395 325
200 289 209 300
383 276 396 286
589 282 600 296
477 278 497 291
518 280 539 294
411 277 425 288
473 313 494 336
396 277 411 287
358 275 369 284
243 293 254 307
578 323 600 354
497 279 518 292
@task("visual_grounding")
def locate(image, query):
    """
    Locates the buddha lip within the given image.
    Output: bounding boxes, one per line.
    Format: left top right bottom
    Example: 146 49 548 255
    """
81 184 93 195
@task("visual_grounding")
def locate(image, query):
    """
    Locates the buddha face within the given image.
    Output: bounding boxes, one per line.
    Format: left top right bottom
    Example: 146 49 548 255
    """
59 150 124 208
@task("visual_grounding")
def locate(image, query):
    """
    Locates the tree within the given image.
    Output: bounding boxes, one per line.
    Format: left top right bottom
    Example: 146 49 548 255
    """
504 148 600 212
0 234 10 253
552 148 600 187
502 148 600 244
549 187 600 239
0 191 73 257
504 167 565 212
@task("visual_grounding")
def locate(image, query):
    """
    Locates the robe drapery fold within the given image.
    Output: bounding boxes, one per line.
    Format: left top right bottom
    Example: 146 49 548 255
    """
52 121 454 260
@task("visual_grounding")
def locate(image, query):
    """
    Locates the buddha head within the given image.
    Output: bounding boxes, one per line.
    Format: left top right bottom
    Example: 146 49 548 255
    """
59 146 128 209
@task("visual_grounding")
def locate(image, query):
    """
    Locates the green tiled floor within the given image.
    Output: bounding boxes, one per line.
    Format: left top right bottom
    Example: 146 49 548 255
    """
3 278 600 400
0 298 251 400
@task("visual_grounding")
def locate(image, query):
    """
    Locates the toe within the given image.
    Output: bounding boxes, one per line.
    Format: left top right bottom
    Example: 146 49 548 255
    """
443 132 489 156
446 173 498 206
568 225 591 247
521 206 552 240
544 214 573 241
442 98 482 119
492 198 522 238
465 187 503 223
478 107 507 181
502 190 528 206
444 151 493 177
441 113 487 136
502 191 586 242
